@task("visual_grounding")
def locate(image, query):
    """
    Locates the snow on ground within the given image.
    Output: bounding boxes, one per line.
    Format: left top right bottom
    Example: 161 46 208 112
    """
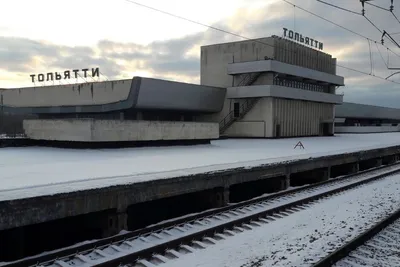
1 133 400 201
334 218 400 267
160 174 400 267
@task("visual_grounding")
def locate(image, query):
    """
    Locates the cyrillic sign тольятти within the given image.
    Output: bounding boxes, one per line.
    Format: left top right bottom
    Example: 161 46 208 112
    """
283 28 323 50
30 68 100 83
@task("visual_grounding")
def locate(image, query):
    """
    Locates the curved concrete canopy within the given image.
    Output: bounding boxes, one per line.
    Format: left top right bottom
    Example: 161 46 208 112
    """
0 77 226 114
336 102 400 121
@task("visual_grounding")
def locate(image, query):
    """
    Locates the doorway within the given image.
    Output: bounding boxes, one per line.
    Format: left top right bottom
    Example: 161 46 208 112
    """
233 102 240 118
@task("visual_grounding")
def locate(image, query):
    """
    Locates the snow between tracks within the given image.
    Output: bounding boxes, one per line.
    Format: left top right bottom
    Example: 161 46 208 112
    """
160 175 400 267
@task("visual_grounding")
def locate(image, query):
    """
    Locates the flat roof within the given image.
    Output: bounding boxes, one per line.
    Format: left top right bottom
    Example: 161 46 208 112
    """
0 77 226 114
1 132 400 201
201 35 334 57
336 102 400 120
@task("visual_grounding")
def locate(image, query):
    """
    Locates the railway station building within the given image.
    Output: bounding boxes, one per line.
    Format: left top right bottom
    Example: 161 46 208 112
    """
335 102 400 133
0 34 345 143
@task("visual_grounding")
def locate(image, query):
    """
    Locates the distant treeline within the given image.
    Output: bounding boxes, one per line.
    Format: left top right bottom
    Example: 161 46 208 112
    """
0 112 37 137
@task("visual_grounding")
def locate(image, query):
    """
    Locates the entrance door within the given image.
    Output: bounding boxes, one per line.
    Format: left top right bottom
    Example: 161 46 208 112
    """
275 124 281 138
322 123 331 136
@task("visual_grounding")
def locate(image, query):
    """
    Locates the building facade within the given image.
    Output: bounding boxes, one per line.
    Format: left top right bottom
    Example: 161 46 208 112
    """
1 35 346 143
0 77 225 142
335 102 400 133
200 36 344 138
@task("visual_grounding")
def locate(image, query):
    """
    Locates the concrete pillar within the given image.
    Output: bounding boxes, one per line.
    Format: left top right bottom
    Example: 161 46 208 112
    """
322 167 330 181
383 155 397 165
0 227 25 261
102 210 128 237
284 174 291 189
351 163 359 173
210 187 230 207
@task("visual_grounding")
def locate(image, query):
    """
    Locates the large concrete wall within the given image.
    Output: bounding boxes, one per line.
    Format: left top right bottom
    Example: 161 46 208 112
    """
225 98 274 137
274 37 337 75
273 99 334 137
200 37 275 87
2 80 132 108
23 119 219 142
1 77 226 114
224 98 334 137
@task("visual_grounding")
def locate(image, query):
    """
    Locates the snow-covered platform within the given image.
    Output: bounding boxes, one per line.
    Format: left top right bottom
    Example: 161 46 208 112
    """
2 133 400 199
1 133 400 233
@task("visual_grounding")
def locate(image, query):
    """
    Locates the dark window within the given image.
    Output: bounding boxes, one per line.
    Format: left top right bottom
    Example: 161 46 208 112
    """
234 102 240 118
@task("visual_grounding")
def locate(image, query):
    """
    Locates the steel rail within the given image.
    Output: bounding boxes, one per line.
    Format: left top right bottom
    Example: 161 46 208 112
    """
312 207 400 266
91 166 400 267
4 163 400 267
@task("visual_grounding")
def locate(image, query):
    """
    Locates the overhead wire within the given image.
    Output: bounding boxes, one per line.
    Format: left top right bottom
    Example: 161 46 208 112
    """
364 16 383 33
315 0 361 15
362 0 400 45
365 1 390 12
316 0 385 35
365 0 400 25
375 42 389 68
315 0 400 74
368 39 373 75
123 0 400 84
392 12 400 25
284 0 400 61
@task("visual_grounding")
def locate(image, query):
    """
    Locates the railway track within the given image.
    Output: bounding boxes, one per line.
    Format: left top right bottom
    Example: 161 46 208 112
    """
312 207 400 267
5 163 400 267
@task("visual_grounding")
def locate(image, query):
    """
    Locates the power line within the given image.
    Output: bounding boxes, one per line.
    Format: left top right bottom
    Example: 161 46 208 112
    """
364 15 383 33
363 1 400 28
123 0 400 85
315 1 384 38
314 1 400 63
391 12 400 25
316 0 361 15
286 0 400 60
375 42 389 68
365 1 390 12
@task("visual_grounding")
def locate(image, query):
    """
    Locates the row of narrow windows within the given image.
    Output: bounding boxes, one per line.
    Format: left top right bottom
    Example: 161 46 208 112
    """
273 76 329 93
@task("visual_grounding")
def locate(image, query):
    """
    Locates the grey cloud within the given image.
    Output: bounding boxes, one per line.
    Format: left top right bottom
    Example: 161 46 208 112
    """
2 0 400 107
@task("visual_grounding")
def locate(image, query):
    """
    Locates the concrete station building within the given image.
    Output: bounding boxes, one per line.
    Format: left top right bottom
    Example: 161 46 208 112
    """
0 34 345 144
335 102 400 133
7 34 400 263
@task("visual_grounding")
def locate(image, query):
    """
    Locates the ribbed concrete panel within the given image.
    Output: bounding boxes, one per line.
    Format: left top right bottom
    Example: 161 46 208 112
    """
227 60 344 86
226 85 343 104
273 98 334 137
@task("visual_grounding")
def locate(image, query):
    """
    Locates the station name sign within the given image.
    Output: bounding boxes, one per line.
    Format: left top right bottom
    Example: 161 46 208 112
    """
30 68 100 83
283 28 323 50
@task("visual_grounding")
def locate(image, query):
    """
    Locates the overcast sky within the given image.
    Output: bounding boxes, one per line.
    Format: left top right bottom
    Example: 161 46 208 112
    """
2 0 400 107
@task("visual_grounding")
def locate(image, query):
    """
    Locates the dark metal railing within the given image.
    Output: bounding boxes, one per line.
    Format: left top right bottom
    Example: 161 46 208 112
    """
219 72 262 133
